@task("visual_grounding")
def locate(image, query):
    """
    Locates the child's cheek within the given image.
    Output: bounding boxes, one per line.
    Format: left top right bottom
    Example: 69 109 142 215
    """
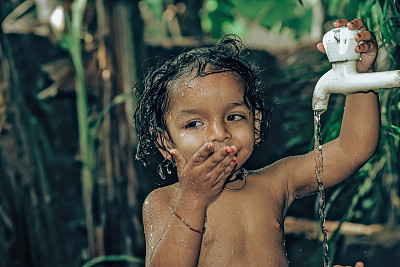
178 132 208 156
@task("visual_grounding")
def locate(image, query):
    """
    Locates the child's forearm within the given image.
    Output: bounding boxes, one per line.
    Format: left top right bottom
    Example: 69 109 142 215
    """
149 194 207 267
322 89 380 187
339 89 380 163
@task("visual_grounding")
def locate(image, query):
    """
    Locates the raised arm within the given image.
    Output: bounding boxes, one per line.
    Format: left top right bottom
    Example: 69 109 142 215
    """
285 19 380 199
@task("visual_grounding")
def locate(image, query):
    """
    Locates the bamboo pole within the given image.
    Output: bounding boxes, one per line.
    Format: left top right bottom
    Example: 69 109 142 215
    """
68 0 96 257
285 216 400 248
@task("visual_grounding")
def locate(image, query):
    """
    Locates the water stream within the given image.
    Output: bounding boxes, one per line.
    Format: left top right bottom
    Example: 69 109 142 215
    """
313 110 330 267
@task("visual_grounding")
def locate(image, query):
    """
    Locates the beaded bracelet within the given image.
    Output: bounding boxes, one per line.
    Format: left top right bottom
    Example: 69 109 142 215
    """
171 210 205 234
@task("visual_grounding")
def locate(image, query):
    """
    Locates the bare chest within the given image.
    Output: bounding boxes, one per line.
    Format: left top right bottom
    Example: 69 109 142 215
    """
197 192 288 267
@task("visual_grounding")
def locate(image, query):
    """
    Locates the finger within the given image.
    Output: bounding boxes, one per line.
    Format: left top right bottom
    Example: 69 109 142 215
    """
213 146 238 182
317 42 326 54
205 145 236 170
191 142 215 166
204 172 218 185
355 262 364 267
212 151 236 179
356 41 377 54
333 19 349 28
354 30 376 43
222 156 237 177
347 19 367 31
170 149 186 172
212 156 238 189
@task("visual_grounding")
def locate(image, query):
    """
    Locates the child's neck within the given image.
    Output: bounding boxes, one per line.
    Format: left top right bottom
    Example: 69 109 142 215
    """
223 168 248 192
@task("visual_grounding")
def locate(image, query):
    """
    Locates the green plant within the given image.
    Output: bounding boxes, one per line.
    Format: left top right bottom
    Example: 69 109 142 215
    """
283 0 400 265
59 0 98 256
60 0 138 258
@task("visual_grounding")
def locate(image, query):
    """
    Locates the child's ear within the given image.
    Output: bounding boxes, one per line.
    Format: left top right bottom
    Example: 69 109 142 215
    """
254 110 262 145
156 132 174 160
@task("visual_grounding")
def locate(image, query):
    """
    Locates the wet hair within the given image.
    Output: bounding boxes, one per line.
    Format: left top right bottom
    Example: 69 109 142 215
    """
134 34 271 166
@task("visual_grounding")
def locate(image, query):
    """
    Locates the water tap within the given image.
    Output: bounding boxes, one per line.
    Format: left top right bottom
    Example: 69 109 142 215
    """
312 26 400 111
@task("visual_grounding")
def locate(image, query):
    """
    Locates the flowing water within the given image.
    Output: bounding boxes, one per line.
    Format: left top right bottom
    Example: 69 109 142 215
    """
314 110 330 267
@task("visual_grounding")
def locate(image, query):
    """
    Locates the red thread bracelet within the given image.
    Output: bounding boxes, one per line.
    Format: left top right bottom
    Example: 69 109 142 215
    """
171 210 205 234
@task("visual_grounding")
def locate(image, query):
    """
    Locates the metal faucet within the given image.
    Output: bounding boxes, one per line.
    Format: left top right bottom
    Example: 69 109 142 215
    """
312 26 400 111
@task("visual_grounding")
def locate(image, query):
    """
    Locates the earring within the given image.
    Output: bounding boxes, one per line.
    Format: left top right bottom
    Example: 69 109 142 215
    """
157 157 175 179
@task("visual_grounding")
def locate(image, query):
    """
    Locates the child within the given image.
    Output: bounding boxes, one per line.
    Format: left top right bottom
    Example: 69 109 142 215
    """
134 19 380 267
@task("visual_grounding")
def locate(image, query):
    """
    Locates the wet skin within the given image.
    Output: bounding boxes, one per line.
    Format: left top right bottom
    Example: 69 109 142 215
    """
145 71 290 266
165 71 255 193
143 19 380 267
165 71 287 266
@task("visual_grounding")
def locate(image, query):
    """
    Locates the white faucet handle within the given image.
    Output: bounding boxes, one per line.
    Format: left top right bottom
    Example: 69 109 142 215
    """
322 26 360 63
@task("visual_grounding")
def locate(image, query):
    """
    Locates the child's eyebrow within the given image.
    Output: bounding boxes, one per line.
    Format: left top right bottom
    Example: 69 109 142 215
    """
229 101 247 108
177 102 248 118
176 108 201 118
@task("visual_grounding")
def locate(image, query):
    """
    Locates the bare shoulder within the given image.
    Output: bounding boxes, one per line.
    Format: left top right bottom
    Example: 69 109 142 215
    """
143 182 179 216
256 152 322 204
254 157 292 184
142 183 179 264
252 156 302 208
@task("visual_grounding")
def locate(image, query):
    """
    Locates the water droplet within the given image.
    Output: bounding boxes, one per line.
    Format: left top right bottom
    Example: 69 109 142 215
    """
157 164 166 179
166 165 172 175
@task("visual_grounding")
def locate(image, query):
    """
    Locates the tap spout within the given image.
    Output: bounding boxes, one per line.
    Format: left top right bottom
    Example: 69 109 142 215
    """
312 60 400 111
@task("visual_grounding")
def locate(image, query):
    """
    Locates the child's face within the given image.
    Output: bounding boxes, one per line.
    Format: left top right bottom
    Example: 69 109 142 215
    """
164 71 257 170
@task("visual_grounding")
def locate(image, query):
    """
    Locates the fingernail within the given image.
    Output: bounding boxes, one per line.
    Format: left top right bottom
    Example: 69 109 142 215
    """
225 147 230 154
231 147 236 153
349 21 355 25
356 45 361 50
356 33 362 38
232 158 236 163
208 143 213 149
170 150 176 157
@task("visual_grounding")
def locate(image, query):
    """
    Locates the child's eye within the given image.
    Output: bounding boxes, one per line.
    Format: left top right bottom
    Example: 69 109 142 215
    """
227 114 245 121
185 121 202 129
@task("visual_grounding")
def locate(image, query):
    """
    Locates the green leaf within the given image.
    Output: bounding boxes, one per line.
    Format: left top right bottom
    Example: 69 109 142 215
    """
389 132 400 140
391 124 400 134
60 34 72 51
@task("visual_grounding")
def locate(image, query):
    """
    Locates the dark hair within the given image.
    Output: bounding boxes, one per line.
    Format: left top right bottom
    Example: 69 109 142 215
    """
134 34 271 166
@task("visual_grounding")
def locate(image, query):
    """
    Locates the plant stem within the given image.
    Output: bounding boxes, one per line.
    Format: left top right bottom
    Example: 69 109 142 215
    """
69 0 96 257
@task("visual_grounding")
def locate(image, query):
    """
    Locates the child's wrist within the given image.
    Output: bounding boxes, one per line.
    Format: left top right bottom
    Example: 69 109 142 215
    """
173 194 208 232
171 209 205 234
177 189 209 209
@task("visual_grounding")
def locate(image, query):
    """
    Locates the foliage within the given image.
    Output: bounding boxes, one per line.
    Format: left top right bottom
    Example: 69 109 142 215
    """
60 0 99 257
60 0 140 262
2 0 399 266
2 0 141 265
281 0 400 265
202 0 312 38
141 0 313 41
325 0 400 228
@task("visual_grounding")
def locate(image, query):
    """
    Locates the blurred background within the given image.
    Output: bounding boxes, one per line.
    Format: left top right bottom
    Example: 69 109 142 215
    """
0 0 399 266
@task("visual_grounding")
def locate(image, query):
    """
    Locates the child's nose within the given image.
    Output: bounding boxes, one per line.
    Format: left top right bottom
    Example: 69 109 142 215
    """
207 120 231 142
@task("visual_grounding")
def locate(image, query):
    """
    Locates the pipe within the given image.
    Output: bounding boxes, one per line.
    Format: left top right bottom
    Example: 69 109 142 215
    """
312 26 400 112
313 60 400 111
